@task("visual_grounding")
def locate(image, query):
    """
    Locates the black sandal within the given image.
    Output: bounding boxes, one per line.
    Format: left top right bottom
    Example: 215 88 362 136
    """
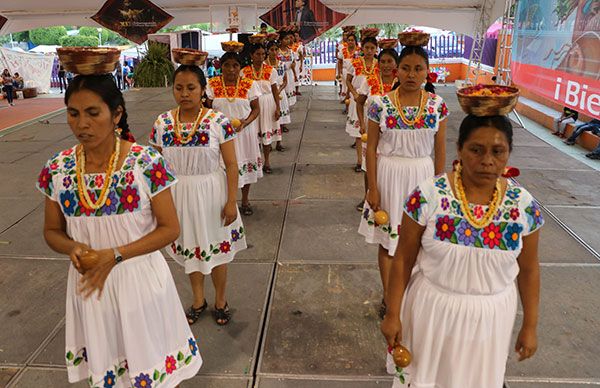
356 201 364 212
214 303 231 325
186 299 207 324
240 204 254 216
263 166 272 174
354 164 362 173
379 299 387 320
276 144 286 152
282 126 289 133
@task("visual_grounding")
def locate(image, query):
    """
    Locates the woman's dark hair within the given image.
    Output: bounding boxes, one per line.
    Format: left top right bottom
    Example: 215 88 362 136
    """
361 36 378 49
346 33 357 43
266 40 280 52
399 45 435 94
248 43 266 56
65 74 134 142
220 52 243 67
458 115 513 152
173 65 207 87
279 31 293 42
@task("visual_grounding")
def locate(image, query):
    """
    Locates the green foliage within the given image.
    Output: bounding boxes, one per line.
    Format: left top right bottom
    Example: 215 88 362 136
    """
29 26 68 45
59 35 99 47
13 31 30 42
134 42 174 87
159 23 211 33
78 26 110 43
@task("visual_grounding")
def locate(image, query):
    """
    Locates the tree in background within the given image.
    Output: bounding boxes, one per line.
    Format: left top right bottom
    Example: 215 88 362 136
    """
159 23 211 33
29 26 68 45
59 35 99 47
78 26 133 46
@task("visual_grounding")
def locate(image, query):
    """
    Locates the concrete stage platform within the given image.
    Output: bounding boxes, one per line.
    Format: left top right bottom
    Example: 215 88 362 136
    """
1 85 599 387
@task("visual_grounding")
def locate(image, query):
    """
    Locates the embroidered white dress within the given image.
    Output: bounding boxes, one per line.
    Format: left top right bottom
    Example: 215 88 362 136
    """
36 144 202 388
206 76 264 187
346 58 377 138
241 65 282 145
337 44 359 101
358 93 449 255
272 59 291 125
278 50 296 106
388 175 544 388
150 109 247 274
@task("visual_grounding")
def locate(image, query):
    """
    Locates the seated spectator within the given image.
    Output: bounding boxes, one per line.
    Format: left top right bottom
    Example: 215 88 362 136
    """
553 107 579 137
586 143 600 160
564 119 600 145
13 73 24 89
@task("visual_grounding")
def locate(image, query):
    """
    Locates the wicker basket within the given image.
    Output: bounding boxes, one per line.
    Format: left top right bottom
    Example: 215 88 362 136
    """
248 34 267 44
398 32 430 47
360 28 380 38
378 38 398 49
172 48 208 66
221 41 244 53
56 47 121 75
266 33 280 41
342 25 356 32
457 85 520 116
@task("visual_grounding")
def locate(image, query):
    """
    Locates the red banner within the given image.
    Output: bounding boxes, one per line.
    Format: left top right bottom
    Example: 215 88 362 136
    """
92 0 173 44
512 62 600 119
513 0 600 119
260 0 347 43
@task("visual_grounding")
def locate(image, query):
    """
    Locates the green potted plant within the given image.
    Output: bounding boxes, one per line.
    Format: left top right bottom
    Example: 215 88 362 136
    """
134 42 175 87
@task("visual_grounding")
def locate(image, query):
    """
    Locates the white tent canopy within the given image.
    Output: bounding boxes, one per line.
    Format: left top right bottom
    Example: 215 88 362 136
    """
1 1 504 36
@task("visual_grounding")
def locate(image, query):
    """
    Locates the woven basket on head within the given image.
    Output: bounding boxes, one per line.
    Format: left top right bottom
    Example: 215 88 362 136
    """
378 39 398 49
266 33 280 41
172 48 208 66
360 28 380 38
56 47 121 76
221 41 244 53
398 32 430 47
249 34 268 44
457 85 520 116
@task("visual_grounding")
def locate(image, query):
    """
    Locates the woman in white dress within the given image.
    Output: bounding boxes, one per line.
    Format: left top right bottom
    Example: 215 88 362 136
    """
267 39 291 145
37 73 202 387
354 48 399 212
346 36 379 172
242 43 281 174
206 51 262 216
277 31 297 107
381 115 543 388
293 32 305 96
337 32 359 111
358 45 448 318
150 64 246 326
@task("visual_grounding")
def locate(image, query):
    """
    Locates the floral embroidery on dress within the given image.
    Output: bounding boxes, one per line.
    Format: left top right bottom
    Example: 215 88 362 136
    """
208 76 253 100
405 188 427 221
171 226 245 262
242 65 274 82
239 158 263 177
362 206 400 240
376 94 446 130
525 200 544 233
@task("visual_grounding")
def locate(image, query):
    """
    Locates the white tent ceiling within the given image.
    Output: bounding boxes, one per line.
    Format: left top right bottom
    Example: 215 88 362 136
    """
0 0 504 37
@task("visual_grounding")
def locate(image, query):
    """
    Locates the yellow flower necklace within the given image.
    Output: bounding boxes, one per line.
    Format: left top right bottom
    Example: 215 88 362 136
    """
251 64 264 80
393 89 427 127
361 57 377 76
221 75 240 103
76 136 121 210
171 106 205 144
454 163 503 229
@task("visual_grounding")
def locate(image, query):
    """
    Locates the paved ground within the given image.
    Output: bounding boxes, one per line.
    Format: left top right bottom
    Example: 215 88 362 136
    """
0 96 65 133
1 85 599 388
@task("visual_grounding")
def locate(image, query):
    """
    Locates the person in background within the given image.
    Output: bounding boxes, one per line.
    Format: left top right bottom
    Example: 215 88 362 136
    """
58 65 67 93
586 142 600 160
13 72 24 89
213 57 221 75
114 62 123 90
66 71 74 87
122 62 131 89
260 22 269 34
553 106 578 137
2 69 15 106
564 119 600 145
207 60 216 78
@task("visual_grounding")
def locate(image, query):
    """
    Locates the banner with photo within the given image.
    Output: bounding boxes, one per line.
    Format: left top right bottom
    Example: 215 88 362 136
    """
0 15 7 32
92 0 174 44
0 48 55 94
512 0 600 119
260 0 347 43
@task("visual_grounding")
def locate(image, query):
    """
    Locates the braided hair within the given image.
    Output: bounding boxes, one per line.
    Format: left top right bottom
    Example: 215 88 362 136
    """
65 74 135 142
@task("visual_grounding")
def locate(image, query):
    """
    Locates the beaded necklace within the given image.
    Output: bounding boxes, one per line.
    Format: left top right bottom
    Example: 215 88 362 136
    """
76 136 121 210
221 75 240 102
454 164 503 229
361 57 377 76
392 89 426 127
251 64 263 80
171 106 205 144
